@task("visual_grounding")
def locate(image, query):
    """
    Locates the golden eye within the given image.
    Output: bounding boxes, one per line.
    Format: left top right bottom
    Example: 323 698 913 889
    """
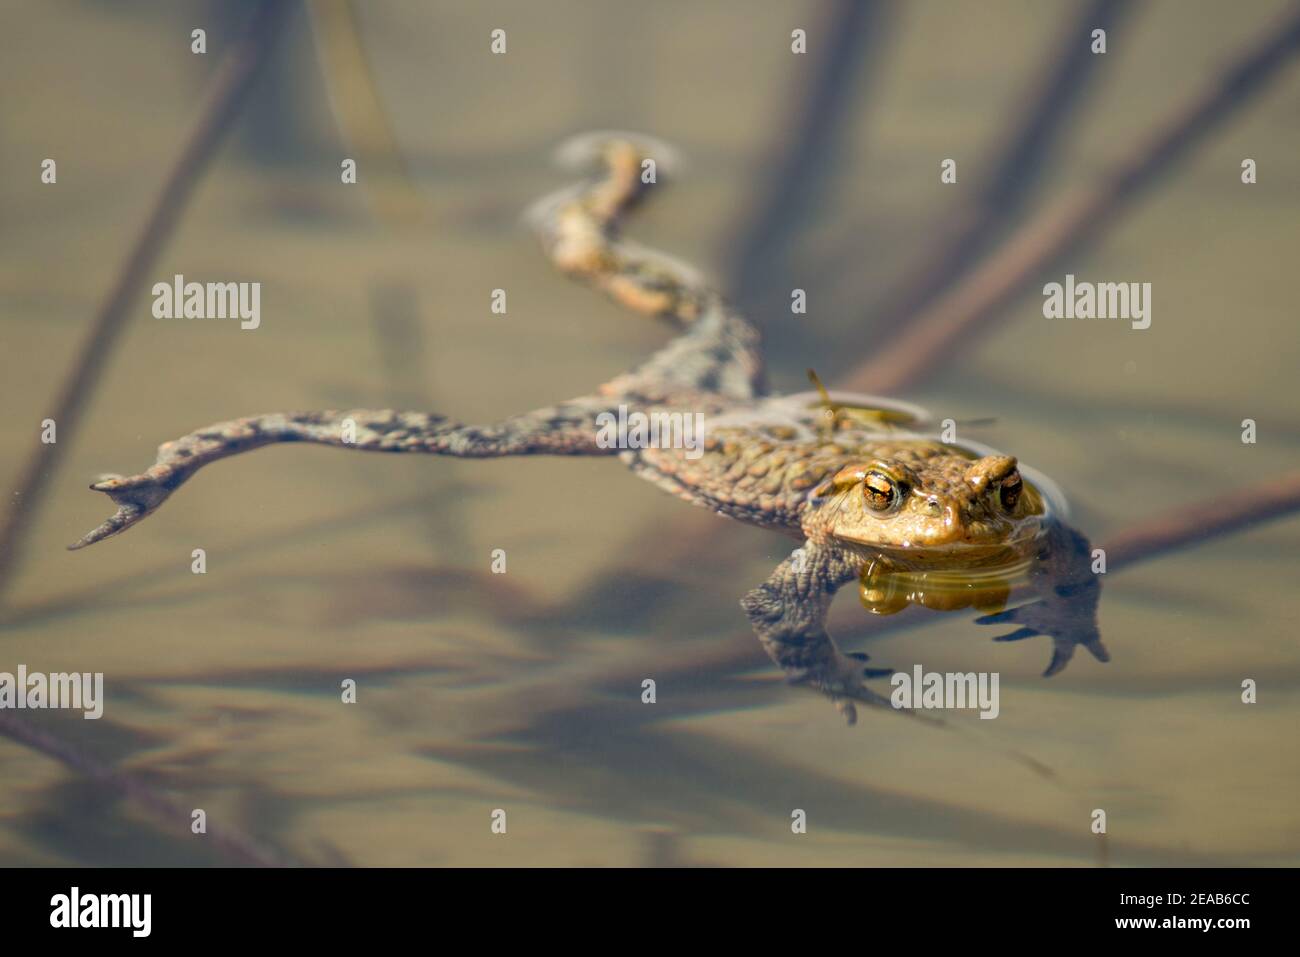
863 471 900 512
999 471 1023 512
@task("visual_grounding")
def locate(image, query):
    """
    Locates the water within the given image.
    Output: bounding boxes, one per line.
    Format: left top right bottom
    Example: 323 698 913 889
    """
1 0 1298 866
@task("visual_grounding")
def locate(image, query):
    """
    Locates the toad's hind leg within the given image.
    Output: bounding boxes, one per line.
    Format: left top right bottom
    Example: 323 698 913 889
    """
72 135 762 551
529 132 766 402
71 399 622 550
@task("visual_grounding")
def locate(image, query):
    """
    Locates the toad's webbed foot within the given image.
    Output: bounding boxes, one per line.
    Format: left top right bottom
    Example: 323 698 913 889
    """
976 599 1109 677
975 522 1108 676
740 543 894 725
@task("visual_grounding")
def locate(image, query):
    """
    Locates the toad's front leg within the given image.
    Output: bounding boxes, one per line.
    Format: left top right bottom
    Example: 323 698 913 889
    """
975 521 1109 676
740 542 892 725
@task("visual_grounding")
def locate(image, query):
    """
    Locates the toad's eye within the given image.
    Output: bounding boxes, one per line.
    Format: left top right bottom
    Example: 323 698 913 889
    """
863 471 900 512
999 471 1023 512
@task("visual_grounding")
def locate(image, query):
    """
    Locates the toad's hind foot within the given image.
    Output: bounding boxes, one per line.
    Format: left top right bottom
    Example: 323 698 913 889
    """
69 472 179 550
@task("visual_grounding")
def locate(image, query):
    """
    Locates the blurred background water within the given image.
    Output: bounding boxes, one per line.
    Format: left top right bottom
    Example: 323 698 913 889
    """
1 0 1298 866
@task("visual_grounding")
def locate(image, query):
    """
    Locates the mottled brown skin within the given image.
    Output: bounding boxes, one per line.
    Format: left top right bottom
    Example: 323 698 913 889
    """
636 425 1041 548
73 133 1106 723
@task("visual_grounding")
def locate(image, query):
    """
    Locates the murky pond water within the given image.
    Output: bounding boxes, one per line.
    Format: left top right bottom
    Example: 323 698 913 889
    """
2 1 1298 866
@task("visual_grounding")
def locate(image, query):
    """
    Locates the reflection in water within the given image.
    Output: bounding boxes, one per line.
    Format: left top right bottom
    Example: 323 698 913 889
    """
859 555 1019 616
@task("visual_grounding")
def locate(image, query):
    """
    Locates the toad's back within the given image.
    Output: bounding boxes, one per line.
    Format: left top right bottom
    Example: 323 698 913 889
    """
626 390 1059 555
631 427 957 532
624 391 957 532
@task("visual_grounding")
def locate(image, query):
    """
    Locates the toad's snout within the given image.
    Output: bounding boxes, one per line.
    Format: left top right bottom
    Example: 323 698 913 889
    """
918 496 966 546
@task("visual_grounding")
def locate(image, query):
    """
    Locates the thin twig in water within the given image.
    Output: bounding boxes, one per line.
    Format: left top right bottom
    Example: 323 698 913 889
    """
726 0 888 317
843 6 1300 394
851 0 1128 338
307 0 429 227
1106 471 1300 571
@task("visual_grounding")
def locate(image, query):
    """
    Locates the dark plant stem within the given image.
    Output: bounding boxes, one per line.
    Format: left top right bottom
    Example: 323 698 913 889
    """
726 0 888 318
0 711 285 867
843 5 1300 394
859 0 1128 339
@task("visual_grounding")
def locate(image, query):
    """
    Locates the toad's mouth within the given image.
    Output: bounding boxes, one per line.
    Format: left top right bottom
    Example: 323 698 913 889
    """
833 505 1049 555
838 526 1047 568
